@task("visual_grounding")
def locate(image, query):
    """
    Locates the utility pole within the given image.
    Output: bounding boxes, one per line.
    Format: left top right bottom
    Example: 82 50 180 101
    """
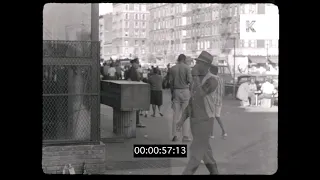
232 37 236 99
266 41 269 58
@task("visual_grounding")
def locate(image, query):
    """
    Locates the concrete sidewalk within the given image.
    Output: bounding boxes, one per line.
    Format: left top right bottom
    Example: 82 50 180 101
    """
100 91 278 175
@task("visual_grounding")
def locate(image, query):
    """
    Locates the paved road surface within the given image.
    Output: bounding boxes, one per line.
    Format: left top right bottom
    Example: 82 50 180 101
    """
100 89 278 175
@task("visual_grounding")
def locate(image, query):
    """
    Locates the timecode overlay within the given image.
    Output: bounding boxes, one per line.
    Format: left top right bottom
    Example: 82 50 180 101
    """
133 144 187 158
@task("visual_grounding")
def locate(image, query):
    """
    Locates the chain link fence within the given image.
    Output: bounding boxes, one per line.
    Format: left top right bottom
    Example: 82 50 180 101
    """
43 40 100 144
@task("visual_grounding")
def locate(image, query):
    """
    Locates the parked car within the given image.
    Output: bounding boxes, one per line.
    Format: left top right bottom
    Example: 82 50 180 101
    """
224 74 278 96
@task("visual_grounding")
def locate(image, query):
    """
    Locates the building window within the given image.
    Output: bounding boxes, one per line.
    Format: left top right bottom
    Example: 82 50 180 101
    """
257 40 265 48
126 21 129 28
142 49 145 54
129 4 134 10
228 23 232 32
245 4 249 14
125 48 128 54
125 14 128 19
142 22 146 28
135 14 138 20
142 40 145 45
234 22 237 33
234 6 238 16
265 40 273 48
135 30 139 37
249 40 255 48
249 4 257 14
135 40 138 46
244 40 249 47
135 21 139 28
125 41 128 46
229 7 232 16
141 4 146 11
240 5 245 14
142 30 146 37
134 4 139 11
126 4 129 10
125 31 128 37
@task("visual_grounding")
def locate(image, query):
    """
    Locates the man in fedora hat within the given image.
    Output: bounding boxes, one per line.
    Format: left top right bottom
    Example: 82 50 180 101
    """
177 51 219 175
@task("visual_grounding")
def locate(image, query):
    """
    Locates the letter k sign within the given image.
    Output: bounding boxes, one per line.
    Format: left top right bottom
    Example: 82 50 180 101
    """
246 20 256 32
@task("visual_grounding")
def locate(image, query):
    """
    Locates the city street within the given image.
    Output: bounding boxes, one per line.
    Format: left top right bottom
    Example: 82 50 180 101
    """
100 90 278 175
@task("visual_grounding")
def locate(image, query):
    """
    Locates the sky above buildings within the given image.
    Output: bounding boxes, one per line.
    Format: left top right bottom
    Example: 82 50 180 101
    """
99 3 113 15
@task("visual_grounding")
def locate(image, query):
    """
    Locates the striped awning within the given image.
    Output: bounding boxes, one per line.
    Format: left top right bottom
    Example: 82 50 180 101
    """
268 56 278 64
248 56 267 64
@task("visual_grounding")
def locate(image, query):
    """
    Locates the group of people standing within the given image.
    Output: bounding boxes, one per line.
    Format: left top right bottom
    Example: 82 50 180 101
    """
236 77 277 106
101 61 122 80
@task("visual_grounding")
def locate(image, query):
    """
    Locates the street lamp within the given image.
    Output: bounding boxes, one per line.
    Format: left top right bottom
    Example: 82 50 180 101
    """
232 37 236 99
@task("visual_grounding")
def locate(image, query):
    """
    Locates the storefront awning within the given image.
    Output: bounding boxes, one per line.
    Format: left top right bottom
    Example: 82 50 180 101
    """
248 56 267 64
268 56 278 64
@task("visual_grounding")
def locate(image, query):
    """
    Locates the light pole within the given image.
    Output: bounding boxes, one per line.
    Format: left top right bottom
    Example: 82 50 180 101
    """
232 37 236 99
266 40 269 59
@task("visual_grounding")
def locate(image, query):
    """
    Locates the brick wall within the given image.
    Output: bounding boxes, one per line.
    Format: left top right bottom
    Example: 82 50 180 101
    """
42 143 106 174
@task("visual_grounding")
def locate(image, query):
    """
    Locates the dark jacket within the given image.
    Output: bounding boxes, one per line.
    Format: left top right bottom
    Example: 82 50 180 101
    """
125 67 141 81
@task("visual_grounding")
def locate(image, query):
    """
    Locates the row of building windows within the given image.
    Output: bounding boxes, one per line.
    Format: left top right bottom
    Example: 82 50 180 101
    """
150 24 239 41
151 9 240 31
125 21 146 28
124 13 147 20
151 4 187 19
150 4 258 20
124 48 146 54
123 30 146 37
152 17 187 30
124 40 146 46
125 4 147 12
150 39 277 52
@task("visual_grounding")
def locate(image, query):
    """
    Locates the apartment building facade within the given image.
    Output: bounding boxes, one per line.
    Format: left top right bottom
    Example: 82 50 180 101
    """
148 3 187 63
112 3 149 60
99 13 113 60
148 3 278 64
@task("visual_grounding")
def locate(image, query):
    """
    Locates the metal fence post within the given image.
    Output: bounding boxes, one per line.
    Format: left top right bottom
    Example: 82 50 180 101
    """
90 3 100 143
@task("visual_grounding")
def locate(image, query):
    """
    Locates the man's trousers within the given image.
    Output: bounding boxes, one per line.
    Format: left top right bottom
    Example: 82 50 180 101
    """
182 117 218 175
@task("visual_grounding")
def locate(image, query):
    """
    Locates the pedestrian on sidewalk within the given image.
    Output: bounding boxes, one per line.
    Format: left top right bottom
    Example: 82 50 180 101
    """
209 65 227 139
126 58 146 128
148 68 164 117
169 54 192 142
102 62 110 80
237 78 256 107
115 62 122 80
107 62 117 80
248 78 257 105
177 51 219 175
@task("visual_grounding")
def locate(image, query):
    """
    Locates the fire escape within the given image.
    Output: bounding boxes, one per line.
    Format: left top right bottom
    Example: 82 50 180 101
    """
220 4 232 55
191 4 201 57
